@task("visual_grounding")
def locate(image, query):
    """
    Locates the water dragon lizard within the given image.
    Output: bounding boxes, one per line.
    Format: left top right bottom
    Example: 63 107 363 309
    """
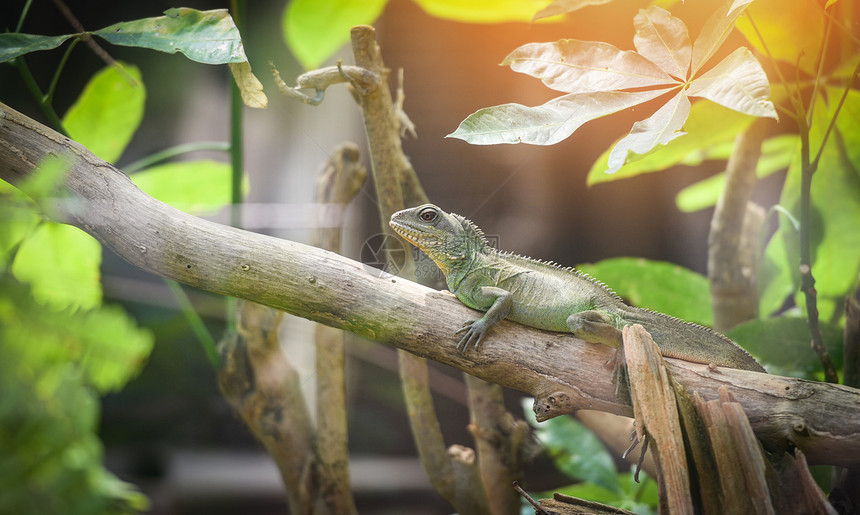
389 204 764 373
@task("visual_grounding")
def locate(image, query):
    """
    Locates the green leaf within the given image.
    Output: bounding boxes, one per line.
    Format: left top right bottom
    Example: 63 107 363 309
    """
413 0 561 23
502 40 676 94
63 63 145 163
131 160 238 214
94 8 247 64
576 258 714 326
551 473 659 514
735 0 826 75
0 279 151 513
533 0 615 21
777 90 860 301
606 89 690 173
588 100 754 184
11 222 102 311
284 0 388 70
726 317 843 378
687 47 777 119
633 6 691 80
448 89 666 145
75 305 155 392
522 399 619 492
690 0 753 75
675 134 798 212
757 226 797 317
0 33 74 63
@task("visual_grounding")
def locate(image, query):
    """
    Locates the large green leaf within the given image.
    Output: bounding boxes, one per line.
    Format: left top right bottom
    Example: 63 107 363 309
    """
448 89 666 145
131 160 237 214
94 8 247 64
726 317 843 379
502 39 676 94
283 0 388 70
576 258 714 327
63 63 145 164
687 47 776 119
606 89 690 173
675 134 798 212
11 222 102 311
0 33 73 63
633 6 690 80
414 0 560 23
588 100 754 184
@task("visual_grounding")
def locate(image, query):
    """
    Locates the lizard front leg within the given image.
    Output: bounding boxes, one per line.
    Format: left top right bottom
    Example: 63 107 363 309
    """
455 286 512 353
566 310 623 348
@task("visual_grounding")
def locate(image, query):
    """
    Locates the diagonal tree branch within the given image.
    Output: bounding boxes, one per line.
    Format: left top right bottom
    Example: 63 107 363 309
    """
1 101 859 469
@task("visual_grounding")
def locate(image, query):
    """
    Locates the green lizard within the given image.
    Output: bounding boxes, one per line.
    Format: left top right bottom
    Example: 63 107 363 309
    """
389 204 765 373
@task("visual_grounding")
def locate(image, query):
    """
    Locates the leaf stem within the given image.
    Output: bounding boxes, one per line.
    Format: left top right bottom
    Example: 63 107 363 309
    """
122 141 230 174
810 59 860 172
14 57 69 137
15 0 34 32
45 38 80 105
165 278 221 368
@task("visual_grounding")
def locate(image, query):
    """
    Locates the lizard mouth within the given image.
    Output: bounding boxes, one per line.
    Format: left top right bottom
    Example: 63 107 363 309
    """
388 219 423 246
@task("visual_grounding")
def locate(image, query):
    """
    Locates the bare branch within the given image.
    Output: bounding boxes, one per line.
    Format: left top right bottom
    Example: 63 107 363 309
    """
1 101 859 468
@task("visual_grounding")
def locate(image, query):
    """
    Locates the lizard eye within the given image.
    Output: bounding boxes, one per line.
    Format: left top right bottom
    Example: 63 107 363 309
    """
418 206 439 223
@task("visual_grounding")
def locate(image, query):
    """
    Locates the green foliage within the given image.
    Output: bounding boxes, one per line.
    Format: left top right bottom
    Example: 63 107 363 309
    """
758 88 860 323
522 399 659 513
0 280 151 514
12 222 103 311
1 160 153 512
94 8 248 64
0 9 250 66
131 160 242 214
63 63 145 164
0 8 265 109
675 134 797 212
576 258 713 327
587 100 755 185
0 33 70 62
283 0 388 70
727 317 843 379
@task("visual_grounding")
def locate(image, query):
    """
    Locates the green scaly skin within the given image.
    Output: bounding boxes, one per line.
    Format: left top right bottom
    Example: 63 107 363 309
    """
390 204 765 373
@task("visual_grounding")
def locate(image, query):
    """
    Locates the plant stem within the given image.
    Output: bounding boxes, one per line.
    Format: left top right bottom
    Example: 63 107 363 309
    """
122 141 230 173
14 58 69 137
45 38 80 105
165 279 220 368
225 0 246 340
797 120 838 383
15 0 34 32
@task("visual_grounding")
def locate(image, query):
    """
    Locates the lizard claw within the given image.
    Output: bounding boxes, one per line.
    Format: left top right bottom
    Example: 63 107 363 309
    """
455 319 486 354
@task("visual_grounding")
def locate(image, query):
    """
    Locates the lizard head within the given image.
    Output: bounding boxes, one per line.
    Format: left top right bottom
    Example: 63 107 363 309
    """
389 204 487 274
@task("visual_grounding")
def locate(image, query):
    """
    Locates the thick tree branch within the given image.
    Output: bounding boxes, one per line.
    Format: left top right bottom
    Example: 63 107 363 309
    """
1 101 859 468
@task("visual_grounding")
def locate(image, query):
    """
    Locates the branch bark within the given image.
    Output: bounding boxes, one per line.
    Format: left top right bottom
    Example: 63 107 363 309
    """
2 101 860 469
708 118 768 331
